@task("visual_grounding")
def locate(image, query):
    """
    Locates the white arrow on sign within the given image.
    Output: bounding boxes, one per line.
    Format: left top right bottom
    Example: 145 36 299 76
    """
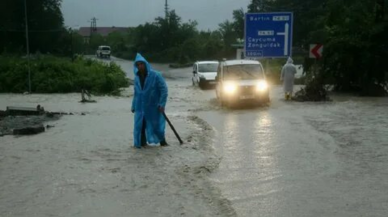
276 23 289 56
309 44 323 59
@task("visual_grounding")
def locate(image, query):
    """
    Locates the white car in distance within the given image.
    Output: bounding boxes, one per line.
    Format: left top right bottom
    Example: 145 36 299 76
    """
192 61 219 89
96 45 111 59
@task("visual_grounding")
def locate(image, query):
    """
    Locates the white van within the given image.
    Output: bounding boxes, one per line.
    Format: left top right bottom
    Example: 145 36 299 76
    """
215 59 270 106
192 61 219 89
96 45 111 59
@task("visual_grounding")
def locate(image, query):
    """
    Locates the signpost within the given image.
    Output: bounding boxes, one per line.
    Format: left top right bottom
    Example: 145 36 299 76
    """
244 12 293 59
309 44 323 59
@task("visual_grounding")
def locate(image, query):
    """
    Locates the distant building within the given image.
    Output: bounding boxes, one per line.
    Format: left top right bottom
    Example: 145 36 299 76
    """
77 27 130 43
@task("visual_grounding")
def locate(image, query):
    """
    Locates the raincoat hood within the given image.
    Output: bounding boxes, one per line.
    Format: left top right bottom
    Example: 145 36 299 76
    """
134 53 151 75
286 57 294 64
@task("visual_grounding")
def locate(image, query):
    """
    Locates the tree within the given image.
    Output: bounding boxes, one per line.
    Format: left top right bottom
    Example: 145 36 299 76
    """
323 0 388 95
130 10 203 62
248 0 271 12
218 20 239 57
0 0 65 54
89 34 105 54
106 31 128 54
232 8 245 39
132 23 161 54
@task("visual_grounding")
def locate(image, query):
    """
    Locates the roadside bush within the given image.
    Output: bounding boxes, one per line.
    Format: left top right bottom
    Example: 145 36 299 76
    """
293 74 331 102
0 56 129 94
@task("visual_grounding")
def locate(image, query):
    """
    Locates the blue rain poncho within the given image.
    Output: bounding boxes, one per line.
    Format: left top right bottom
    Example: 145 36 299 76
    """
131 53 168 148
280 57 297 93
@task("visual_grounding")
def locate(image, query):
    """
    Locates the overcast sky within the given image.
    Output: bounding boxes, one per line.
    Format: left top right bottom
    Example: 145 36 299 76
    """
62 0 251 30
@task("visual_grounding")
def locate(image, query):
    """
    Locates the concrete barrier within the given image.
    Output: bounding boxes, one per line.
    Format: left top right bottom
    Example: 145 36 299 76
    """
6 105 44 116
13 124 45 135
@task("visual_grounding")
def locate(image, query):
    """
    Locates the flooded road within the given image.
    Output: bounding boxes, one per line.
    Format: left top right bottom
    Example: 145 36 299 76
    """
0 57 228 217
147 57 388 216
1 56 387 217
200 99 388 217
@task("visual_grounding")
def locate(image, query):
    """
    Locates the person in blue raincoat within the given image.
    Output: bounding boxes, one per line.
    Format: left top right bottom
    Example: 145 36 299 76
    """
131 53 168 148
280 57 297 100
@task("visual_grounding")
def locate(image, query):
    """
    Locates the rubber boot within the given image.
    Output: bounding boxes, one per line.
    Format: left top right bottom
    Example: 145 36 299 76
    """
160 139 169 147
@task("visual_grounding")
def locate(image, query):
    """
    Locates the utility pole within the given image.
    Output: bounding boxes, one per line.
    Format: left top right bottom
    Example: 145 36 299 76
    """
70 28 74 62
165 0 169 19
24 0 31 93
89 17 98 37
89 17 98 53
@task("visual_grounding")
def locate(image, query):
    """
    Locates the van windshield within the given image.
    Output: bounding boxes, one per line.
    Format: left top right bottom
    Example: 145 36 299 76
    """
224 64 264 79
102 47 111 51
198 63 218 73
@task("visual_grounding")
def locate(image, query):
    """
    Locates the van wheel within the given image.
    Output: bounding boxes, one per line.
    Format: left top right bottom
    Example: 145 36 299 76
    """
219 95 226 107
264 92 270 103
199 81 206 89
222 100 232 108
258 95 270 106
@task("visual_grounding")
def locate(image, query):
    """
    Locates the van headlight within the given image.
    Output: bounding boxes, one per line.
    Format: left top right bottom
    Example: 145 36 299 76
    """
223 82 237 94
256 80 268 92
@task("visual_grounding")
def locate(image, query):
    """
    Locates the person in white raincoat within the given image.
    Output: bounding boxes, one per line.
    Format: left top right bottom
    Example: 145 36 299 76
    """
280 57 297 100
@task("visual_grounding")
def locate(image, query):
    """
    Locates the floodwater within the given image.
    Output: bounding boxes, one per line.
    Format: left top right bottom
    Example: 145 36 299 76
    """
1 56 387 217
200 96 388 217
122 56 388 216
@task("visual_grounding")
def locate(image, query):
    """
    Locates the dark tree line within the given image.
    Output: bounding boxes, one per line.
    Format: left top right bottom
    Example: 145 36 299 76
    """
1 0 387 95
